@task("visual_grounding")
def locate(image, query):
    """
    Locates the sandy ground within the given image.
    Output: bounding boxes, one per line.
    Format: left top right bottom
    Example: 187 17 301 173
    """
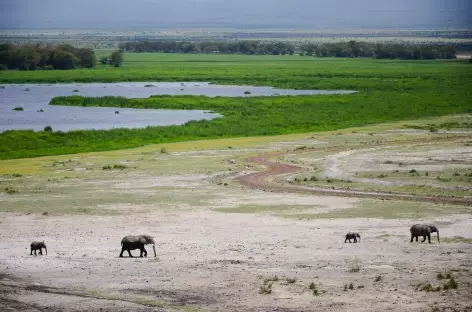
1 115 472 312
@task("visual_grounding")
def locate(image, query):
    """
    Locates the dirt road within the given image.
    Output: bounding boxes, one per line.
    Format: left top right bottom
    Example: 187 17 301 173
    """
236 151 472 205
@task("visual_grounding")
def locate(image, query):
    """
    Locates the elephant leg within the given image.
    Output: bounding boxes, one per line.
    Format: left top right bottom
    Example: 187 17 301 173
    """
421 236 426 243
30 248 33 255
410 234 414 242
127 250 133 258
34 249 37 256
345 238 348 243
119 247 125 257
415 236 418 242
143 247 147 257
354 238 357 243
39 249 43 255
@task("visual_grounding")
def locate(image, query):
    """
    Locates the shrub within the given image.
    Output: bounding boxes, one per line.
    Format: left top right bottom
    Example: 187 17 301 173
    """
375 275 382 282
113 164 127 170
286 277 296 284
309 282 319 295
5 187 17 194
348 283 354 290
444 276 458 290
12 107 24 111
44 126 53 132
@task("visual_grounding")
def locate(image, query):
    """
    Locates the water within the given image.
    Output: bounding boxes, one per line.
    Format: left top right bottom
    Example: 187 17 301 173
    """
0 82 355 132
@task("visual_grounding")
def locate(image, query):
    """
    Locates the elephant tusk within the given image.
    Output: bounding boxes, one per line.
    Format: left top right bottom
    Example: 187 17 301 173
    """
153 245 157 257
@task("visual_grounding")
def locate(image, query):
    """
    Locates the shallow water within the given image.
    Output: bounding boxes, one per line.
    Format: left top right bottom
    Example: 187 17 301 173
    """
0 82 355 132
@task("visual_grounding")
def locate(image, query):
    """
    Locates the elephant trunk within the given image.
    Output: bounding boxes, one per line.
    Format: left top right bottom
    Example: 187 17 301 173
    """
437 231 440 243
45 246 47 255
358 236 361 243
152 244 157 257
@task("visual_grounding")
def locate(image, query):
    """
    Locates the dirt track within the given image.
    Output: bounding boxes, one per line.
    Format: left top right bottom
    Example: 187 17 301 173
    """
236 151 472 205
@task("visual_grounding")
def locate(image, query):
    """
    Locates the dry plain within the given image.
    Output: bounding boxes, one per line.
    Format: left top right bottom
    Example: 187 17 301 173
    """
1 114 472 312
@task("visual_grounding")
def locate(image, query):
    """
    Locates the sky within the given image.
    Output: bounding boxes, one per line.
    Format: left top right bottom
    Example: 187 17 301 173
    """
1 0 471 29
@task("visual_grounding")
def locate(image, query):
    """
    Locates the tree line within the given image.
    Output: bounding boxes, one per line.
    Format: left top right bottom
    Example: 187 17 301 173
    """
0 43 97 70
119 40 457 59
119 40 295 55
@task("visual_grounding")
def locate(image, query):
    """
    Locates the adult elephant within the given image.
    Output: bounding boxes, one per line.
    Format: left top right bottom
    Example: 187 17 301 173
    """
410 224 440 243
345 232 361 243
119 235 156 257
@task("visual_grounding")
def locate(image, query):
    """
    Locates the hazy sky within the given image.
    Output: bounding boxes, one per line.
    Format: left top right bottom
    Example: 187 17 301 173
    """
1 0 471 29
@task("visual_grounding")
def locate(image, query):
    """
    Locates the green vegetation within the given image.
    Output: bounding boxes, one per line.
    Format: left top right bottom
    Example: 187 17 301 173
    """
120 40 457 59
99 50 124 67
0 43 96 70
0 54 470 160
12 107 23 111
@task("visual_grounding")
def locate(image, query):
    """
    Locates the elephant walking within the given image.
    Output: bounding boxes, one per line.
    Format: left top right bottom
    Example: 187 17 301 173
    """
119 235 156 258
30 241 47 256
345 232 361 243
410 224 440 243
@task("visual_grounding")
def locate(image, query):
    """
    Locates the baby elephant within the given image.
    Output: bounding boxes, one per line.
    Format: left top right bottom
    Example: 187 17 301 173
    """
345 232 361 243
410 224 440 243
30 241 47 256
119 234 156 258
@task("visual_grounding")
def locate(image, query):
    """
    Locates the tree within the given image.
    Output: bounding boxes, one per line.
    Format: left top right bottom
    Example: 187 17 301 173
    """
76 48 97 68
109 50 123 67
51 50 79 69
99 56 109 65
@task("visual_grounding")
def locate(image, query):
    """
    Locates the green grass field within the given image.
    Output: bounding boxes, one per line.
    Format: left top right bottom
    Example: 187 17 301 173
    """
0 53 471 159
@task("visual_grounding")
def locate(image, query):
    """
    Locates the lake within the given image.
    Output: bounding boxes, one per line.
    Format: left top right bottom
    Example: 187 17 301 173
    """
0 82 355 132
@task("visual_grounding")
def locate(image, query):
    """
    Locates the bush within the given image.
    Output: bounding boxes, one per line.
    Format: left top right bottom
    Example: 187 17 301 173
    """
309 282 319 295
43 126 53 132
12 107 24 111
5 187 17 194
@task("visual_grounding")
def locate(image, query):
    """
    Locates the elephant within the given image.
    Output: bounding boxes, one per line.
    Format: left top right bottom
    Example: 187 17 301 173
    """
119 234 155 258
410 224 440 243
345 232 361 243
30 241 47 256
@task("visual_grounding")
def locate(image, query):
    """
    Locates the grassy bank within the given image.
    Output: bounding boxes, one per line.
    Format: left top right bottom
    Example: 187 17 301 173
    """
0 54 471 160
